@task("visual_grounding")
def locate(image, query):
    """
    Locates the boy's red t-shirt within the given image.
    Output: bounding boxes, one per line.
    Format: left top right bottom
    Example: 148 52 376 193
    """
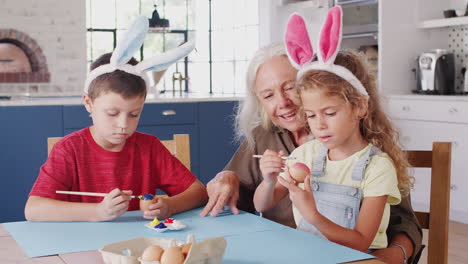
29 128 196 211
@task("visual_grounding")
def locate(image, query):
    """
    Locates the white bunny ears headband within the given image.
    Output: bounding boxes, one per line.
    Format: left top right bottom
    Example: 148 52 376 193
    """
284 6 368 97
84 16 195 93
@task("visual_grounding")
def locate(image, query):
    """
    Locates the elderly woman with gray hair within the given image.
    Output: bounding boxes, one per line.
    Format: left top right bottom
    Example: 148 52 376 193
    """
199 42 422 264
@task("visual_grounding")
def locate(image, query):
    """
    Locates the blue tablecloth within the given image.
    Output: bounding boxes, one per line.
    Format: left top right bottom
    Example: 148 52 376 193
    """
3 207 373 263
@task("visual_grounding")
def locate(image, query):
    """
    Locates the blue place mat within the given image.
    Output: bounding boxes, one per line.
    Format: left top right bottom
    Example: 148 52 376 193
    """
222 228 373 264
3 207 286 258
4 207 373 263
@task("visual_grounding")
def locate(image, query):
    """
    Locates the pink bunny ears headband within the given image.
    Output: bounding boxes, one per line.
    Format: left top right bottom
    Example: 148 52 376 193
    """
84 16 195 93
284 6 368 98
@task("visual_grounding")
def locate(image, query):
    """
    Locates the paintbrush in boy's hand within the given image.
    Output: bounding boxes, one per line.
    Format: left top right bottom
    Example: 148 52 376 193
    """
56 190 139 199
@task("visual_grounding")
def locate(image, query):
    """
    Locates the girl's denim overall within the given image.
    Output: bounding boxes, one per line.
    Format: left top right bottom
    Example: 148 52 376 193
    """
297 145 381 238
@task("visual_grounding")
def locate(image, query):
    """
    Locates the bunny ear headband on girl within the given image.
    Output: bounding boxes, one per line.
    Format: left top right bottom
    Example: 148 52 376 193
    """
284 6 368 97
84 16 195 93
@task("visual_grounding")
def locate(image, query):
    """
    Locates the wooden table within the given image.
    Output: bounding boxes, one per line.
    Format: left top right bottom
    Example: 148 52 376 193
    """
1 209 384 264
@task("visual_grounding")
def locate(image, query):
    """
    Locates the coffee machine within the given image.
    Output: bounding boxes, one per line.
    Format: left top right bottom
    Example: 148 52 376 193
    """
414 49 455 95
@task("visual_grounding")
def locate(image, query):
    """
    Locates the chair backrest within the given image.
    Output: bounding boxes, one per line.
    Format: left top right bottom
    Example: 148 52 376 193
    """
405 142 451 264
47 134 191 170
47 137 62 155
160 134 191 170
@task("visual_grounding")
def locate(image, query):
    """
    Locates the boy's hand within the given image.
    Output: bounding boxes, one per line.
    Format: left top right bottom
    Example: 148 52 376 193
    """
143 196 172 220
96 188 132 221
259 149 286 185
278 173 318 222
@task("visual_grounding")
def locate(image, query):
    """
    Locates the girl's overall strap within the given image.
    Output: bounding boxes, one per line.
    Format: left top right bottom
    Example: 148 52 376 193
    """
351 145 382 181
311 145 328 177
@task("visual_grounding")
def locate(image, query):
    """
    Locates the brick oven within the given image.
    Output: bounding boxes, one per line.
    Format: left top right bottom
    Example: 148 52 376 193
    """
0 0 86 95
0 29 50 84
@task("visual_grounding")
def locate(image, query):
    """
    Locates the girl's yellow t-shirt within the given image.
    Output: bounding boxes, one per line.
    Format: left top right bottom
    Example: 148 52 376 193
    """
283 139 401 249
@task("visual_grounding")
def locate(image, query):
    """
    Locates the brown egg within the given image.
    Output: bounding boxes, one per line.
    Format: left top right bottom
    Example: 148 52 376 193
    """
160 246 184 264
181 242 192 257
141 245 164 261
289 162 310 183
140 197 157 211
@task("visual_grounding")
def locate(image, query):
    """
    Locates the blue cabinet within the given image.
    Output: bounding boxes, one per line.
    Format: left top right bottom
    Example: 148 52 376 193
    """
0 106 63 222
198 101 240 184
0 100 239 223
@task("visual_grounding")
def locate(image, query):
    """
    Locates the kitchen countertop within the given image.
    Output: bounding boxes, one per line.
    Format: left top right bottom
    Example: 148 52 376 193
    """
5 92 467 107
0 92 244 106
387 93 468 101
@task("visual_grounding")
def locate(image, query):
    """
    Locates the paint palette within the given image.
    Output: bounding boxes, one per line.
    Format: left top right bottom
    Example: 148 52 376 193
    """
144 217 186 232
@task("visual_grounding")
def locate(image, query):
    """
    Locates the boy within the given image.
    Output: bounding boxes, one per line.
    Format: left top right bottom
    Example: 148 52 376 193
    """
25 19 207 221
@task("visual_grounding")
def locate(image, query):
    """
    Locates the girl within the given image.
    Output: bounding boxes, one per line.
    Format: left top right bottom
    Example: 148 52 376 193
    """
253 7 412 252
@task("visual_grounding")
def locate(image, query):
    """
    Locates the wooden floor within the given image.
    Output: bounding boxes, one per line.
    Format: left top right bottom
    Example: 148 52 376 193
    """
418 221 468 263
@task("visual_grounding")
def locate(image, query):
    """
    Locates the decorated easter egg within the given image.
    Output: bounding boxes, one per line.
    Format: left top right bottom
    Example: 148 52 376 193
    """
141 245 164 262
139 193 156 211
289 162 310 183
161 246 184 264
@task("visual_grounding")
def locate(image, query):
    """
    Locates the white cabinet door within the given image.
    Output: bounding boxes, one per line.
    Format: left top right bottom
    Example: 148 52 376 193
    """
394 119 468 223
388 99 468 124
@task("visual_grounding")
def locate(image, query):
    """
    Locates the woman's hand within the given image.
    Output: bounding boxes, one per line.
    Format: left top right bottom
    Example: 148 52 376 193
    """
371 233 414 264
371 246 406 264
200 171 240 217
143 196 172 220
96 188 132 221
278 173 318 222
259 149 286 185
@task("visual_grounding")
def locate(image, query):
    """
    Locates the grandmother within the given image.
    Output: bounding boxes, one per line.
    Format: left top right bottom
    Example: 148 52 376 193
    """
200 42 423 264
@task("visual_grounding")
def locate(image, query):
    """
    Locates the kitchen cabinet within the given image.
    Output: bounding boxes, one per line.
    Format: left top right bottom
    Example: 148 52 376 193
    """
388 96 468 224
0 106 63 223
0 100 239 223
198 101 239 184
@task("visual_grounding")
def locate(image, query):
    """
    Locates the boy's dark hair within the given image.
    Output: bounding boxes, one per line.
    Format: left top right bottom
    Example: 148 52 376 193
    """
88 52 147 101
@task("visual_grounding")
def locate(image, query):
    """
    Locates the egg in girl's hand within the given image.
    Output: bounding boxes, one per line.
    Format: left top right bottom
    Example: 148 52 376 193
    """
139 193 157 211
160 247 184 264
289 162 310 183
141 245 164 262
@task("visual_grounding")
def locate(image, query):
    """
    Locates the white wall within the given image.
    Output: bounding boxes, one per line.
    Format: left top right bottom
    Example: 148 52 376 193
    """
450 0 467 10
0 0 86 94
259 0 327 47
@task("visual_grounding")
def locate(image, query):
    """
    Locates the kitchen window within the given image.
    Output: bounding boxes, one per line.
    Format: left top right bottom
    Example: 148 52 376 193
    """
86 0 258 94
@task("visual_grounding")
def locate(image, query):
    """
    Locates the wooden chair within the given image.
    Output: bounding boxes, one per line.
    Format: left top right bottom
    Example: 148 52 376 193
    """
160 134 191 170
47 134 191 170
406 142 451 264
47 137 62 155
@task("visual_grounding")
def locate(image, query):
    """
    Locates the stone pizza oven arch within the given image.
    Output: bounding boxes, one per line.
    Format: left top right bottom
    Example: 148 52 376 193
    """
0 29 50 83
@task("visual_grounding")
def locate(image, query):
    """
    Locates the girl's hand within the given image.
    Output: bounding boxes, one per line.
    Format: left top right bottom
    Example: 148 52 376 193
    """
96 188 132 221
259 149 286 185
143 196 172 220
278 172 318 221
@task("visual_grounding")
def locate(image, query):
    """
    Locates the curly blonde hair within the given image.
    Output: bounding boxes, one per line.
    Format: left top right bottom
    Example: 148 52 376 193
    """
297 50 413 196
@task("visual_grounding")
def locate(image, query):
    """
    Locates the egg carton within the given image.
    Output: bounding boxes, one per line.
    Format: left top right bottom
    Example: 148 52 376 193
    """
99 234 226 264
